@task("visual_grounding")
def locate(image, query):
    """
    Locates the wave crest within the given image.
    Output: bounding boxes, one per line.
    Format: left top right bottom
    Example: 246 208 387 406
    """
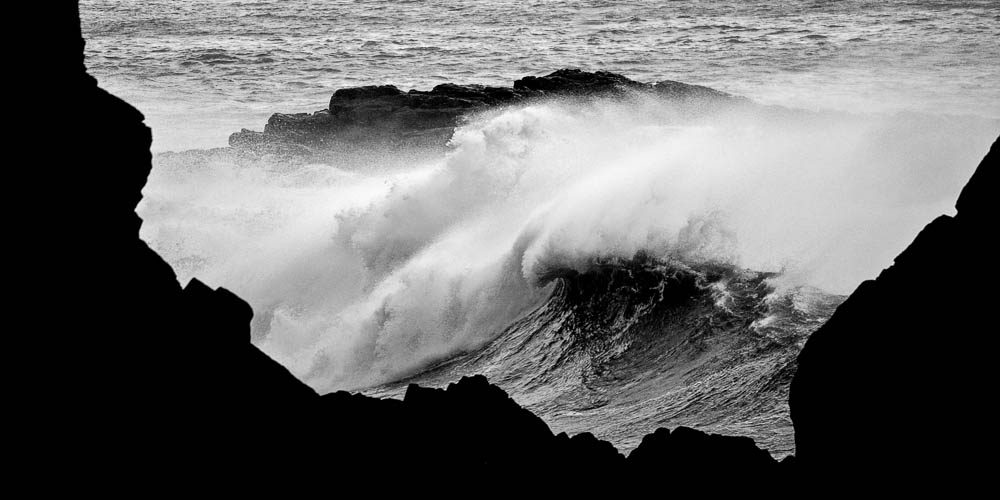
139 95 997 391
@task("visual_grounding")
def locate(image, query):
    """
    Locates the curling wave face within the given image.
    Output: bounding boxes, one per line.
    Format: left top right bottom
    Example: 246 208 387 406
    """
367 255 843 458
139 94 997 454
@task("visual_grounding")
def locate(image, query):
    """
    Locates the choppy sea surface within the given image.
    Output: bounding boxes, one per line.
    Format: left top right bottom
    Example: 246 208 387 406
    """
81 0 999 152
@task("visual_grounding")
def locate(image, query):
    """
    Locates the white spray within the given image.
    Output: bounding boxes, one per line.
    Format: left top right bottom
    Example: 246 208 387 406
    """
139 94 997 391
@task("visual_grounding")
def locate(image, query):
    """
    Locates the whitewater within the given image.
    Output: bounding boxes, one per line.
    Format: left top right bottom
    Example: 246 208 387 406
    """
81 0 999 456
139 94 996 455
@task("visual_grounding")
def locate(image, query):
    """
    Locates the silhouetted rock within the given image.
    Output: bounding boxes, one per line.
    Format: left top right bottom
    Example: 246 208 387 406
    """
629 426 779 478
790 137 998 491
513 68 641 94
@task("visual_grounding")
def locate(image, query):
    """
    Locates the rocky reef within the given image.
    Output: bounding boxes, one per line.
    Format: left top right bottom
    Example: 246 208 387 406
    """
227 68 743 156
51 1 998 491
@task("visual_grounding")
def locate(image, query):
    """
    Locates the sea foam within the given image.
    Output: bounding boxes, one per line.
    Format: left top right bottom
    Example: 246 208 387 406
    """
139 94 997 390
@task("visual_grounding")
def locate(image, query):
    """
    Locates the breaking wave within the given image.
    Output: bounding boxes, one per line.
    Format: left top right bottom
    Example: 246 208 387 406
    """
139 93 996 454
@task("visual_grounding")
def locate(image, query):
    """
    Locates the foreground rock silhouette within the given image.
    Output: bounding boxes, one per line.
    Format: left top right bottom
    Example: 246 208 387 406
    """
54 1 997 491
791 137 998 488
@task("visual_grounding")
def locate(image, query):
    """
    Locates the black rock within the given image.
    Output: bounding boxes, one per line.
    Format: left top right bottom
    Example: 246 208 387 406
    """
790 137 998 491
512 68 642 94
228 68 742 155
628 426 781 483
332 84 404 101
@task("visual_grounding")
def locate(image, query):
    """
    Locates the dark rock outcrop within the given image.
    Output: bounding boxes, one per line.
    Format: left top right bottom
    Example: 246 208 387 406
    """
629 426 784 477
790 137 998 490
228 68 744 155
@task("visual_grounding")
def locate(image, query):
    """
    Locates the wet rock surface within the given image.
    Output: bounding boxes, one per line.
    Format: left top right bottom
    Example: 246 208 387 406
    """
227 68 743 155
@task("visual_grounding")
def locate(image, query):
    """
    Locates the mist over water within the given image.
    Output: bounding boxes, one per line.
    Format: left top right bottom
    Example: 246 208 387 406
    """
139 95 997 391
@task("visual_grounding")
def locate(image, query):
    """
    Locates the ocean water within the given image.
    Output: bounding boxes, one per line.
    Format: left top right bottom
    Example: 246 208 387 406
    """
81 0 999 152
80 1 999 457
